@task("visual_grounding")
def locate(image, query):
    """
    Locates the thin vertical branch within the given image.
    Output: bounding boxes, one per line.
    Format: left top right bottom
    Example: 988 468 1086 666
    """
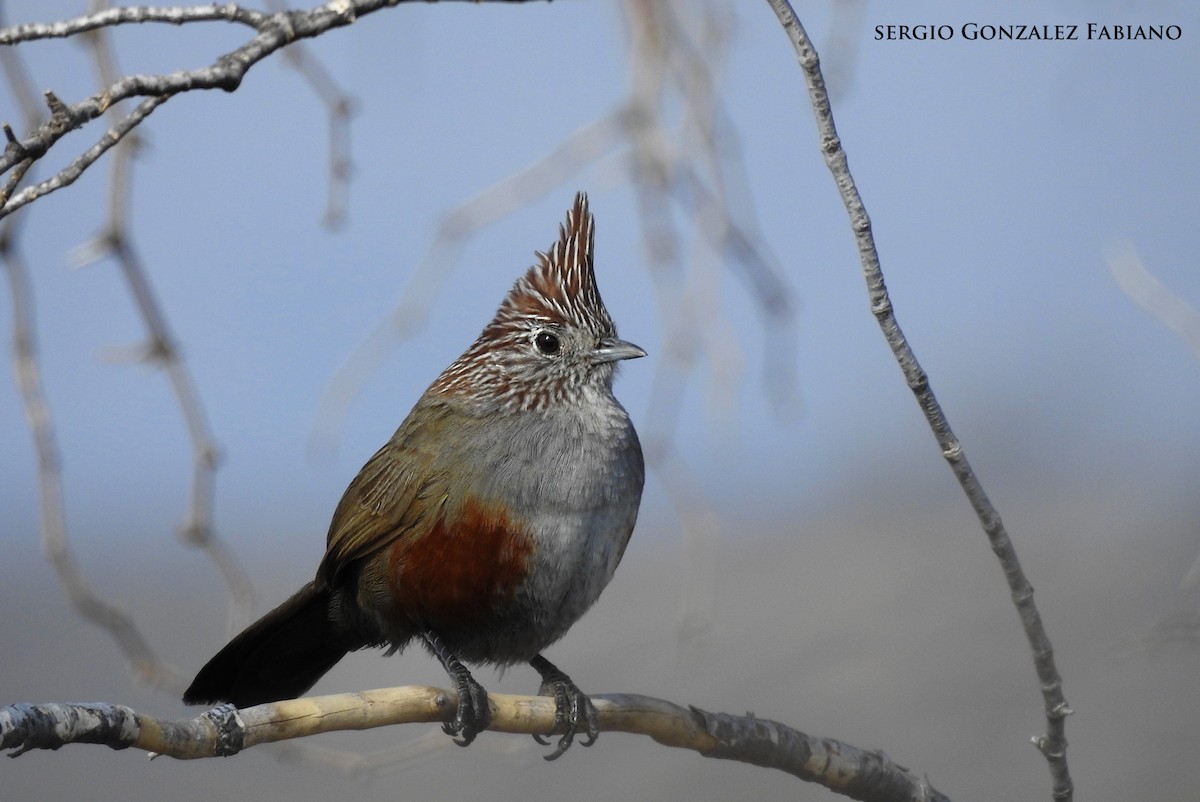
764 3 1073 800
73 6 255 630
1 227 182 690
0 5 186 692
266 0 356 228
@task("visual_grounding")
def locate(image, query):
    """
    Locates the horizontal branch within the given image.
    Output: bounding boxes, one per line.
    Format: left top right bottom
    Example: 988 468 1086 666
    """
0 3 269 44
1 686 949 801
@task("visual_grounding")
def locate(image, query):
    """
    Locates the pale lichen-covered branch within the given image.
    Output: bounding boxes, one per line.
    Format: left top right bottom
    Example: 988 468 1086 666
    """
1 687 950 801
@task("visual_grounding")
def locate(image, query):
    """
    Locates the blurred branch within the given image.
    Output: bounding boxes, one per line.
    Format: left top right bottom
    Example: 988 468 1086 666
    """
1 232 182 691
1 689 951 801
266 0 357 228
821 0 866 102
72 0 255 633
1107 240 1200 645
764 2 1074 800
0 7 184 692
1108 239 1200 363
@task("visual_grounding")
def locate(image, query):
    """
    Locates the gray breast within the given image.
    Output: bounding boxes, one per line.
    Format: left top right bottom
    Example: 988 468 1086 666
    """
453 392 644 661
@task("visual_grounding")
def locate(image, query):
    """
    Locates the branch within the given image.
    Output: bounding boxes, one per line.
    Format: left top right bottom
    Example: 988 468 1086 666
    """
0 2 352 176
1 10 249 685
1108 239 1200 363
764 1 1074 800
0 4 268 44
1 688 950 801
1 230 183 690
2 93 169 218
265 0 357 228
74 5 255 629
3 5 175 686
0 1 543 219
0 30 180 678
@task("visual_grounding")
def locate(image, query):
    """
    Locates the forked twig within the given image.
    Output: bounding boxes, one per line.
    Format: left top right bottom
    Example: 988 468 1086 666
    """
0 1 538 219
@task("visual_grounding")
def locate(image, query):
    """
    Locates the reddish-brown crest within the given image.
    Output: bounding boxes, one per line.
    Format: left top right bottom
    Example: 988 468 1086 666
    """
428 192 622 409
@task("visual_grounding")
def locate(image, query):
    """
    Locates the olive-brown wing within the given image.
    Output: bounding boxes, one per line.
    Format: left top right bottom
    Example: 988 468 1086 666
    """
316 401 452 586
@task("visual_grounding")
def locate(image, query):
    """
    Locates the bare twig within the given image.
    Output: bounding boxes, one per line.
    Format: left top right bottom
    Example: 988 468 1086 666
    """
0 4 268 44
266 0 356 228
2 93 169 218
0 150 33 208
0 1 543 218
764 2 1073 800
0 689 951 801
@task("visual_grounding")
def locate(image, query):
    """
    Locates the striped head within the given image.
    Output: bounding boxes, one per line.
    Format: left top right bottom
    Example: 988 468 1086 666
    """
429 193 645 413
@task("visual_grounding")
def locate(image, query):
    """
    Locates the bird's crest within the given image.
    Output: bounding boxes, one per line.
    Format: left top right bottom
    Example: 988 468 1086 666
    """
428 192 622 409
497 192 614 336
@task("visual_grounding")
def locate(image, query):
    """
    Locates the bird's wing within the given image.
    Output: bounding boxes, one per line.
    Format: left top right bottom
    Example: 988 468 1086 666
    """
316 402 451 586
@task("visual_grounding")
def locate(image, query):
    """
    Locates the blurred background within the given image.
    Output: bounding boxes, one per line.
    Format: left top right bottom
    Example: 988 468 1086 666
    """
2 0 1198 799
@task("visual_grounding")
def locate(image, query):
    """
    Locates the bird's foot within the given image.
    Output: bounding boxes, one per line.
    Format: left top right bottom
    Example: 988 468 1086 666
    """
529 654 599 760
443 667 490 747
423 631 491 747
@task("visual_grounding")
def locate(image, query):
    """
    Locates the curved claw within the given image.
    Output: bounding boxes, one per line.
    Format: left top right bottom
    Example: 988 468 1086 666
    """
424 630 490 747
442 668 490 746
528 655 600 761
442 720 473 747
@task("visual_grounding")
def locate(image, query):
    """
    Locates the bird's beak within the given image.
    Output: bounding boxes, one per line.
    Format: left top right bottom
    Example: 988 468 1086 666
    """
592 337 647 363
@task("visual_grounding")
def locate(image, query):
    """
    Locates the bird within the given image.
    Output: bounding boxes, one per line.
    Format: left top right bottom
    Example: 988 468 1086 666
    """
183 192 646 760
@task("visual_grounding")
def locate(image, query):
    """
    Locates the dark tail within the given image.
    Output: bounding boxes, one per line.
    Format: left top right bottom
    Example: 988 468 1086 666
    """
183 582 351 708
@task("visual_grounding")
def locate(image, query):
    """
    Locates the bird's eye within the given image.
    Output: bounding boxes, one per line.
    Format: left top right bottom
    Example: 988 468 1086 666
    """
534 331 561 355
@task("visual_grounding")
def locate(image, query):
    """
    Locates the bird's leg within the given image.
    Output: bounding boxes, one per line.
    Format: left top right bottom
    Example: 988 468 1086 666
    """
422 630 490 746
528 654 599 760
